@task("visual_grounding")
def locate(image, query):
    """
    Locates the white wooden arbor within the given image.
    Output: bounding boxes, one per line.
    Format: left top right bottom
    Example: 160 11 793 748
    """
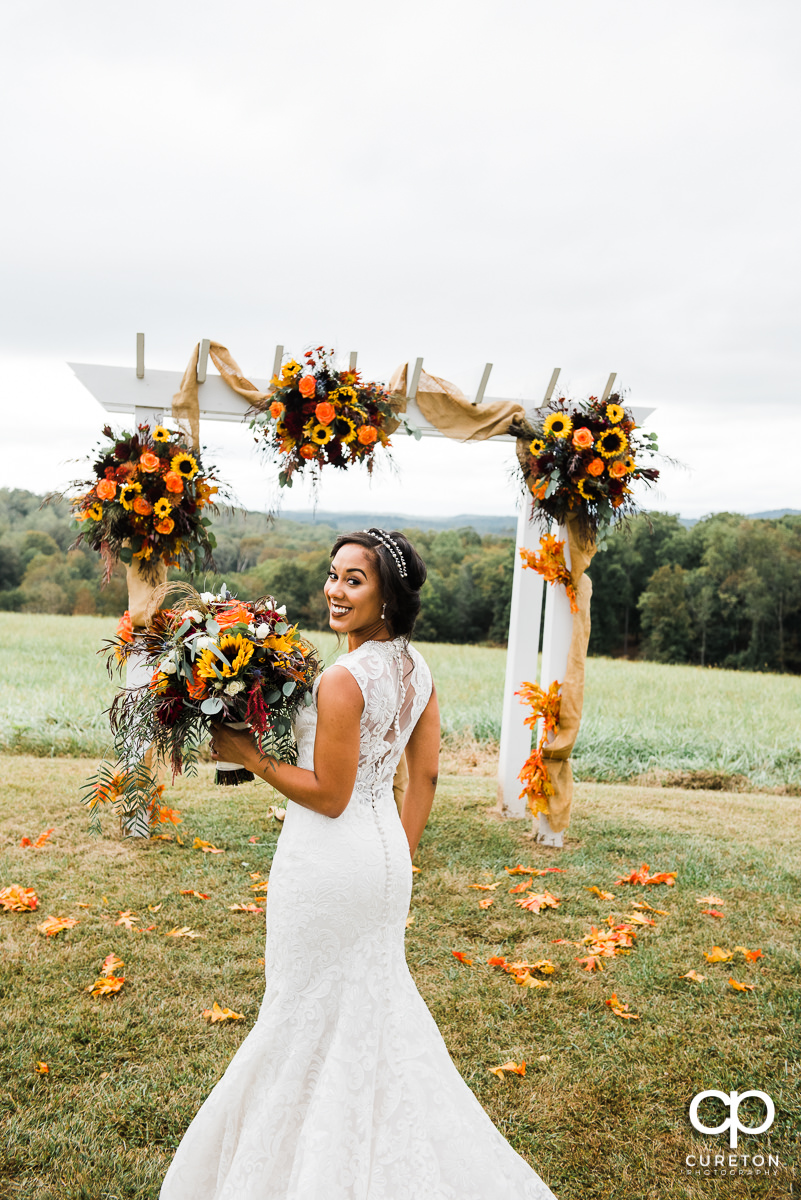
69 336 654 844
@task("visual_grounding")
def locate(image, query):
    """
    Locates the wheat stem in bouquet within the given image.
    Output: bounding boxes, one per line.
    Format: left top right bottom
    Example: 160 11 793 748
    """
83 583 321 834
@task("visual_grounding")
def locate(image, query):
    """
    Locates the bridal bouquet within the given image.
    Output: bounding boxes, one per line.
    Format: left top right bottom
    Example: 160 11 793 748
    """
65 422 221 583
85 584 321 832
510 394 660 545
249 347 406 489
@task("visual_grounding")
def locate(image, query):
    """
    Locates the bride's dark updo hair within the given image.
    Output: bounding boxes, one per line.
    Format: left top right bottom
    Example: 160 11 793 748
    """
329 528 427 641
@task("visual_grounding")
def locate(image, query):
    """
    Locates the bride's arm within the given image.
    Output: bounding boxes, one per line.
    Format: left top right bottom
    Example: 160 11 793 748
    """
400 686 440 859
210 666 363 819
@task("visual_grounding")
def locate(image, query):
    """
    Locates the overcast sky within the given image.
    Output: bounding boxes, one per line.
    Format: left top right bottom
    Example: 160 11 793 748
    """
1 0 799 520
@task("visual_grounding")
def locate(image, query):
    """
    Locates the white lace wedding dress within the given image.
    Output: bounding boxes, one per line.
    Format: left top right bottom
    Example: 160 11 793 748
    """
161 637 557 1199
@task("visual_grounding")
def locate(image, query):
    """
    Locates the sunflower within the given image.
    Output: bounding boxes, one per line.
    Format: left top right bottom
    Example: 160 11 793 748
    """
543 412 573 439
596 427 628 459
153 497 173 519
85 503 103 521
310 423 332 445
281 359 302 378
331 386 358 405
622 454 636 473
337 417 358 444
196 633 254 681
171 452 199 480
152 426 171 442
119 482 142 510
529 438 546 455
605 403 625 424
575 479 593 501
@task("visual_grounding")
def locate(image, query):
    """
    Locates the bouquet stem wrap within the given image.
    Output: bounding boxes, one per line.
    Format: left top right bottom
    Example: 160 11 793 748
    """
214 721 255 787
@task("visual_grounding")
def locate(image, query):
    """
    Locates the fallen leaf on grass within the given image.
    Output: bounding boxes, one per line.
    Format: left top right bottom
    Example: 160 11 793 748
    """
551 938 580 945
193 839 224 854
468 882 500 891
20 828 55 849
34 1062 49 1074
115 911 139 930
76 902 91 908
101 953 124 976
489 1060 526 1078
155 807 182 826
586 886 615 900
202 1002 244 1023
729 978 756 992
250 881 269 892
179 890 210 899
452 951 473 965
166 927 203 939
148 903 163 913
701 909 724 919
576 954 604 972
405 914 414 927
508 879 533 894
605 993 640 1019
229 904 264 913
703 946 734 963
630 901 668 915
0 886 39 912
733 946 763 962
515 891 560 914
505 864 535 875
411 865 421 874
679 970 706 982
514 972 551 989
248 836 261 843
36 915 78 937
697 895 725 906
625 913 657 927
616 863 676 887
479 897 494 909
86 974 125 997
151 834 174 842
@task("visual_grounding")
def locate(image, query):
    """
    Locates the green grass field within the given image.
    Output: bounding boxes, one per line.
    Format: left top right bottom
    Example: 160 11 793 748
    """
1 758 798 1198
2 613 800 792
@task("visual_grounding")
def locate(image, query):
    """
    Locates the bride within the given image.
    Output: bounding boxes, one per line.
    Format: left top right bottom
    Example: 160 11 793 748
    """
160 528 558 1199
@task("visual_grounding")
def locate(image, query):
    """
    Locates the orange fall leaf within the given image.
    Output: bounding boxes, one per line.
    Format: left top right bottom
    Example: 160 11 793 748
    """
229 903 265 913
452 951 473 965
179 889 210 899
679 970 706 982
0 885 39 912
478 897 494 910
728 978 757 992
36 915 78 937
193 838 224 854
202 1001 244 1023
605 992 640 1019
34 1061 49 1074
489 1060 526 1078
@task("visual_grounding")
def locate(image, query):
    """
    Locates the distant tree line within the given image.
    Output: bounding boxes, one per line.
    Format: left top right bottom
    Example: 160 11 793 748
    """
2 490 800 671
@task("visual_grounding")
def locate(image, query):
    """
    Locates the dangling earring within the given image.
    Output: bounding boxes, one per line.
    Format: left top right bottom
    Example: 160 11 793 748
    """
381 603 386 620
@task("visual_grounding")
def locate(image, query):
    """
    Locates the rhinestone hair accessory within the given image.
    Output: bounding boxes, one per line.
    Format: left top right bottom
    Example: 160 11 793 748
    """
364 528 408 578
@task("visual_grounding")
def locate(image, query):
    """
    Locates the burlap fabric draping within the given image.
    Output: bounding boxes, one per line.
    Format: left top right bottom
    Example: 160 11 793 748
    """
389 363 526 441
172 342 272 449
125 559 168 629
539 517 597 832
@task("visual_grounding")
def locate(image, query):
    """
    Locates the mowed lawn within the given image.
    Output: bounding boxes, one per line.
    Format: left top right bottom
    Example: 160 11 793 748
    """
2 613 801 791
1 756 799 1199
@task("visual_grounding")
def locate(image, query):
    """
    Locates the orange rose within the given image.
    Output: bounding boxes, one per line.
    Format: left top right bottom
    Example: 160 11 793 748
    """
270 400 285 419
216 602 252 630
299 443 317 459
357 425 378 446
139 451 161 472
133 497 153 516
586 458 605 477
164 472 184 493
572 427 594 450
298 375 317 399
314 401 336 425
155 517 175 534
116 610 134 643
609 460 627 479
96 479 116 501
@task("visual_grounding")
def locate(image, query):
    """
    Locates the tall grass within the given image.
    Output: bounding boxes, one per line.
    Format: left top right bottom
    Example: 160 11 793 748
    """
1 614 799 790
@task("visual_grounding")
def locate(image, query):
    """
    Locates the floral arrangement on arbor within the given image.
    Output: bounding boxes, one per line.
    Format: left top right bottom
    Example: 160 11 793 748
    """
510 394 659 545
66 423 221 584
250 347 405 489
519 533 578 613
84 584 321 833
515 680 561 816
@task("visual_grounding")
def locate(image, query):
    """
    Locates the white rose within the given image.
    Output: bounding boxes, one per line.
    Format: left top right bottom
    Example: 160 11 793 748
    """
255 623 270 639
275 605 287 616
225 680 245 695
159 659 177 675
194 635 215 650
200 591 215 603
183 609 202 622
